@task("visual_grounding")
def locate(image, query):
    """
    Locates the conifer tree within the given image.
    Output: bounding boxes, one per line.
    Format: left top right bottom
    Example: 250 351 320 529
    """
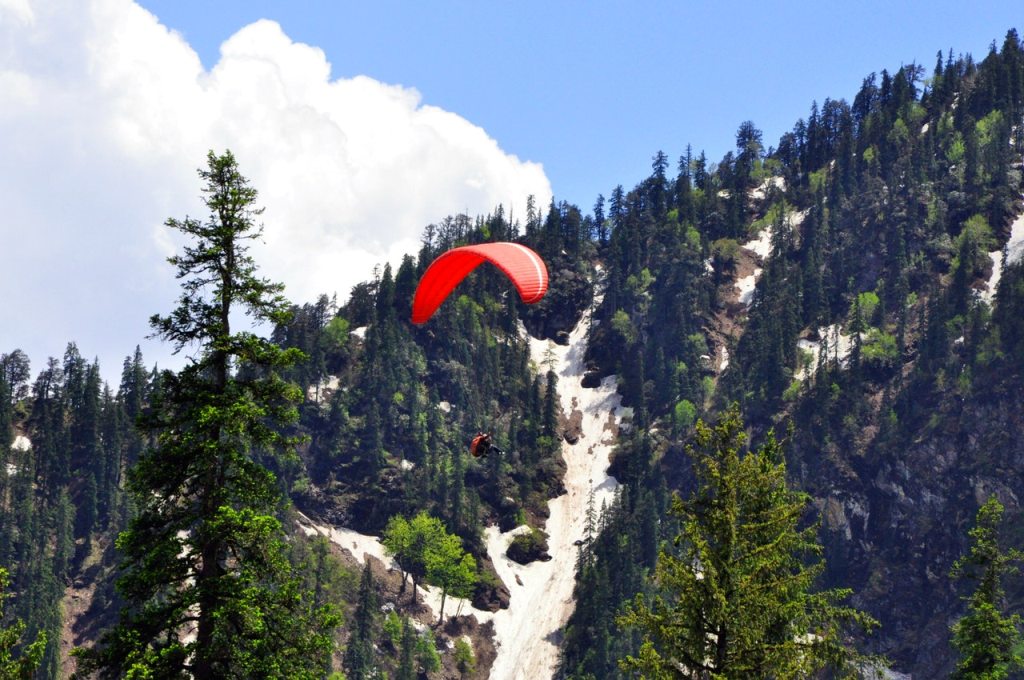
0 567 47 680
618 405 879 678
949 496 1023 679
75 151 338 679
344 562 378 680
396 616 416 680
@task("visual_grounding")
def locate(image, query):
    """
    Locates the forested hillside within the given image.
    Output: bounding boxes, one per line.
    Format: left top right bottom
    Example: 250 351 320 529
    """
566 29 1024 678
3 28 1024 680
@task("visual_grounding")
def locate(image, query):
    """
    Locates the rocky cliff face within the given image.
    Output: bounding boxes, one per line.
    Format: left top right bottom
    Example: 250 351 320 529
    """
790 376 1024 677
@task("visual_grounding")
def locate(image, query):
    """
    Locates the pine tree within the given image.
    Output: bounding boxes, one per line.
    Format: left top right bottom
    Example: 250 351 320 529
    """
344 562 378 680
396 617 416 680
75 151 338 679
618 405 879 678
0 567 47 680
949 496 1023 679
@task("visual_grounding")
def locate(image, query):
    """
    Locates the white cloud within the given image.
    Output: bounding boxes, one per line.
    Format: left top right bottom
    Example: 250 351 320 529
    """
0 0 551 382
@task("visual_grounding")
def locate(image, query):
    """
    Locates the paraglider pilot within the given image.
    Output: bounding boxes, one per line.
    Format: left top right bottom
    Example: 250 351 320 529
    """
470 432 504 458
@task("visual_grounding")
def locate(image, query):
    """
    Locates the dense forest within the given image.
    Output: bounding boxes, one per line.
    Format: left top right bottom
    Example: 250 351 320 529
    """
4 27 1024 679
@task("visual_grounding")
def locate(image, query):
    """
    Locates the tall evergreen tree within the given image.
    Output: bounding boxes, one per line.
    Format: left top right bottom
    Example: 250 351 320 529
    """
75 151 338 679
396 616 416 680
344 562 378 680
949 496 1023 680
618 405 879 678
0 567 47 680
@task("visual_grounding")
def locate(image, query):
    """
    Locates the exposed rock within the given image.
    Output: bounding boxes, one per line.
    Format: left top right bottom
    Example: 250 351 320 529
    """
560 398 583 444
472 579 511 612
506 528 550 565
520 256 593 343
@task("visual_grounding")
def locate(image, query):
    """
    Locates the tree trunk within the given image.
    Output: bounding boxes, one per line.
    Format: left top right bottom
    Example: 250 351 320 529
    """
438 588 447 626
193 538 221 679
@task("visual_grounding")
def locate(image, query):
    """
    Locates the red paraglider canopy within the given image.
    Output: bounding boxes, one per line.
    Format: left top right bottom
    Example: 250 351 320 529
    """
411 242 548 324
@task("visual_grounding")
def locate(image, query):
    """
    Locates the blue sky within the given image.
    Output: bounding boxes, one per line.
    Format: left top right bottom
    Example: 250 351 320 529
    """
1 0 1021 383
138 1 1022 209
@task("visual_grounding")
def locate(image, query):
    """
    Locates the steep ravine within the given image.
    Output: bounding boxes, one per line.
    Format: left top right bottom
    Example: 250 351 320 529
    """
302 295 628 680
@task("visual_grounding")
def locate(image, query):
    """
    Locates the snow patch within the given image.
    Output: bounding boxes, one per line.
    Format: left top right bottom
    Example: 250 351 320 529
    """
437 401 452 413
736 269 762 307
1005 210 1024 266
294 290 625 680
749 176 785 201
982 249 1002 304
787 208 808 229
351 326 368 339
297 516 399 571
12 435 31 451
306 375 340 403
983 206 1024 303
490 297 623 680
794 324 856 380
399 459 415 471
296 513 481 623
742 229 773 260
718 346 729 372
863 666 912 680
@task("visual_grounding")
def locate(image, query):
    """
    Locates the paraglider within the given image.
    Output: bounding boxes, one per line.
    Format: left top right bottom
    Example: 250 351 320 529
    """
411 242 548 324
470 432 505 458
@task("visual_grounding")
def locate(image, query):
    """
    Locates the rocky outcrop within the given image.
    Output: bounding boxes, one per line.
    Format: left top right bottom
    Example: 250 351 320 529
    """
506 528 551 565
520 255 592 344
789 379 1024 677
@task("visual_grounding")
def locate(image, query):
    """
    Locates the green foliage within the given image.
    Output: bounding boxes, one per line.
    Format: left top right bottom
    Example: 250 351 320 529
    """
851 291 881 328
415 628 441 673
672 399 696 431
783 379 803 402
454 637 476 676
383 511 476 622
953 215 996 283
507 526 549 564
617 405 880 678
425 530 477 623
684 224 701 251
0 567 46 680
75 151 339 679
322 316 350 350
949 497 1024 679
701 376 715 401
861 328 899 371
810 167 829 192
344 563 379 680
396 617 415 680
710 238 740 271
947 131 966 164
611 310 638 346
383 610 403 650
975 110 1005 149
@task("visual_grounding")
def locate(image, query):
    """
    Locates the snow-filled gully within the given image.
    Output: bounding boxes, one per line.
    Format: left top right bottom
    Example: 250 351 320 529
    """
299 299 626 680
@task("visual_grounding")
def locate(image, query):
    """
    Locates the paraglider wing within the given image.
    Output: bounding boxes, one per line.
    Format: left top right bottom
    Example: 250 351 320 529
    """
411 242 548 324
